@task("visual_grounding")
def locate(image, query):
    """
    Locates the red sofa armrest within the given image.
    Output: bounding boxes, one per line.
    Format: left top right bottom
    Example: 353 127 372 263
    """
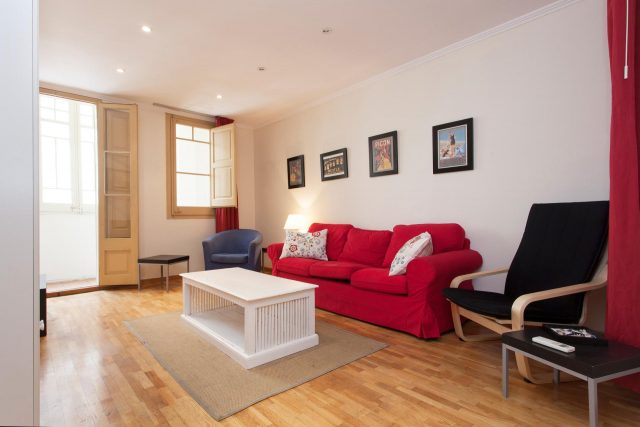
267 243 284 274
406 249 483 296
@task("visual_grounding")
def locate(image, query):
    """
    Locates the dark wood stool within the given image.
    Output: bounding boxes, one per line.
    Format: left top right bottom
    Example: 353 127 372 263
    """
138 255 190 291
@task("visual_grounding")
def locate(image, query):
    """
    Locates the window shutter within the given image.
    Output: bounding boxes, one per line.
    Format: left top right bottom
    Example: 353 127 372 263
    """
210 123 237 207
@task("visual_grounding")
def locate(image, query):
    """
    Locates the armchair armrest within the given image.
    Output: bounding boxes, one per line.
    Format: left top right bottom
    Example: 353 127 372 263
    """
450 267 509 288
247 234 263 267
511 267 608 329
406 249 483 296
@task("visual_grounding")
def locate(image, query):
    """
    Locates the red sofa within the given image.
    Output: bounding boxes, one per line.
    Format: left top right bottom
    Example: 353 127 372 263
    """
268 223 483 338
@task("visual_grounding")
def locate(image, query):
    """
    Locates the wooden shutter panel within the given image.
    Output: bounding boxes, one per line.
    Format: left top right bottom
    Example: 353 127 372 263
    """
210 124 237 207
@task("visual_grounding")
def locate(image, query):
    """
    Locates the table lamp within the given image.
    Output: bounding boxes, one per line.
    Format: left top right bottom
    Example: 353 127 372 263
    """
283 214 307 232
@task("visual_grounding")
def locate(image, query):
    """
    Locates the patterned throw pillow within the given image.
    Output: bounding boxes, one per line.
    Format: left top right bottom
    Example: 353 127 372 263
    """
389 232 433 276
280 229 329 260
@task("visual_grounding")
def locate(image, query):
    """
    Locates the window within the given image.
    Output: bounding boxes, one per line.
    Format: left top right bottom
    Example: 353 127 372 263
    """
39 93 97 213
166 114 215 218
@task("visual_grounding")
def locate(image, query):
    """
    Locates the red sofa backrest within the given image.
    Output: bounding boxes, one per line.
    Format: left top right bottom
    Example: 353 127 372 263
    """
338 228 393 267
382 223 467 267
308 223 354 260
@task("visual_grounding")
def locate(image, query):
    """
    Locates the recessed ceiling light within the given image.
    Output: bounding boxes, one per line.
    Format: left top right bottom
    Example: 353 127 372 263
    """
322 27 333 34
141 25 151 33
216 94 223 99
257 66 266 71
116 68 125 73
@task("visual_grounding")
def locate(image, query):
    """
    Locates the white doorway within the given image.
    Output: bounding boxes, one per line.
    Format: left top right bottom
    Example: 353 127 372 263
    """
38 92 98 293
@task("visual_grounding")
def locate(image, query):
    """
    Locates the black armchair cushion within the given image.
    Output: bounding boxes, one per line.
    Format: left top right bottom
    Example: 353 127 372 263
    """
211 253 249 264
442 288 587 323
444 201 608 324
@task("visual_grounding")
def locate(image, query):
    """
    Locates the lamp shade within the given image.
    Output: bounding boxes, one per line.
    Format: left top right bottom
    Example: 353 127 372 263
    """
283 214 307 231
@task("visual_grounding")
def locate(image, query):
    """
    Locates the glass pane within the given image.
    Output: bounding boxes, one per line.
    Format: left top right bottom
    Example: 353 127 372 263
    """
105 153 130 194
42 188 72 204
40 108 54 120
176 139 210 174
56 139 71 189
55 111 69 123
105 196 130 238
193 127 210 143
105 109 130 151
41 121 70 139
80 115 94 127
82 190 96 206
80 127 95 142
41 137 57 188
176 124 192 140
40 95 54 108
55 98 69 111
176 173 210 207
81 141 95 191
79 103 95 116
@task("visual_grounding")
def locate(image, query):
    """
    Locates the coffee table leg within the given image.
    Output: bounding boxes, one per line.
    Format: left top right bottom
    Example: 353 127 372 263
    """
502 344 509 398
588 378 597 427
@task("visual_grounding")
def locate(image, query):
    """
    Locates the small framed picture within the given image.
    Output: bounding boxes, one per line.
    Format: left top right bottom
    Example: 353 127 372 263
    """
320 148 348 181
432 118 474 174
287 155 305 189
368 131 398 177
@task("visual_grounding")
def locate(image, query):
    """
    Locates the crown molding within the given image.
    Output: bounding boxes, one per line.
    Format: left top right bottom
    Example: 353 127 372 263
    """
255 0 581 130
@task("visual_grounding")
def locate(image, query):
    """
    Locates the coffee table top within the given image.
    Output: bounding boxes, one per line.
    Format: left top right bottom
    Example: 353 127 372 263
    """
139 255 189 264
503 328 640 378
180 268 317 302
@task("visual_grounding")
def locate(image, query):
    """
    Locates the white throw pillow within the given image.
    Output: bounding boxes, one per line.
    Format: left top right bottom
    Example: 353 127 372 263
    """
280 229 329 260
389 232 433 276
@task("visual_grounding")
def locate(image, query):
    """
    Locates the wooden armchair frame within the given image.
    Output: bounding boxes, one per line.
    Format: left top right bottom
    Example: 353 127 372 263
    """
448 260 608 384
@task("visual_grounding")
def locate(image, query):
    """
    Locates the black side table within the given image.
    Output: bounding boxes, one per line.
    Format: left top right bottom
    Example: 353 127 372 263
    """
138 255 190 291
502 328 640 427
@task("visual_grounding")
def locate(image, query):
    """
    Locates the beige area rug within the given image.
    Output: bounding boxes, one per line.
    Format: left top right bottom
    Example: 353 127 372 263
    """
125 312 387 420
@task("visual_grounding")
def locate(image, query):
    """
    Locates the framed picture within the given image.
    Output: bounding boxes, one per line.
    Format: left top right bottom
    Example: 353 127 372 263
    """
287 155 305 189
432 118 474 174
320 148 348 181
368 131 398 177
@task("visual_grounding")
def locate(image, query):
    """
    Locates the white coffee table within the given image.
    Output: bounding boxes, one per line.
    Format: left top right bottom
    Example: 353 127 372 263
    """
180 267 319 369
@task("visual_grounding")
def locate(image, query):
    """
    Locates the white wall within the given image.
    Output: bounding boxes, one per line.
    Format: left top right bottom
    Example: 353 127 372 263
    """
254 0 610 293
0 0 38 424
38 84 256 280
40 212 97 282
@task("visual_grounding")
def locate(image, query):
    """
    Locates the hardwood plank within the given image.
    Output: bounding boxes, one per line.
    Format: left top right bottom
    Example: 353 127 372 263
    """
40 279 640 426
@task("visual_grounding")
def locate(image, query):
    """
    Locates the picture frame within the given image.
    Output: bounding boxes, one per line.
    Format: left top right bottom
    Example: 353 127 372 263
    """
320 148 349 181
432 118 474 174
368 131 398 177
287 155 305 189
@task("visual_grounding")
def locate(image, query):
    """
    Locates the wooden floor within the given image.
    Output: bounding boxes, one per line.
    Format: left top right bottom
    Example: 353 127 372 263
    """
41 279 640 426
47 278 98 295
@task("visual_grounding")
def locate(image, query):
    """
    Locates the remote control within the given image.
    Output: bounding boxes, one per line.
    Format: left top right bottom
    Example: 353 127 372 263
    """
532 336 575 353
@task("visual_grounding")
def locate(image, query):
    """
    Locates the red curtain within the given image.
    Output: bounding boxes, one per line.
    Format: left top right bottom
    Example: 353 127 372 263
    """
213 116 239 233
607 0 640 392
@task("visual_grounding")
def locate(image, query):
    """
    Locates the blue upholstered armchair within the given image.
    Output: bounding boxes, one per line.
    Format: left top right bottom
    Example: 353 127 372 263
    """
202 229 263 271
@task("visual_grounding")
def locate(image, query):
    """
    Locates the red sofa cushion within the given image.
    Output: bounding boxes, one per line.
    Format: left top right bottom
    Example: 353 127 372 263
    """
308 223 354 260
351 268 408 295
383 223 466 267
276 257 319 277
338 228 392 266
309 261 368 280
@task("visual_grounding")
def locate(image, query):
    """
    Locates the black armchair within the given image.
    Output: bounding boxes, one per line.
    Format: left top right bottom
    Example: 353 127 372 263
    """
444 201 609 383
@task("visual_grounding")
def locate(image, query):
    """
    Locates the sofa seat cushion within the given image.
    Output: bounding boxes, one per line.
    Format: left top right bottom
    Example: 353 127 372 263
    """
383 224 466 267
309 261 369 280
338 228 392 266
351 268 408 295
210 253 248 264
276 257 319 277
308 223 354 260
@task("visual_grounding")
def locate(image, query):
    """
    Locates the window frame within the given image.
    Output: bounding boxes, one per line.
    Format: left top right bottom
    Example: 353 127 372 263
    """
39 88 99 214
166 113 215 219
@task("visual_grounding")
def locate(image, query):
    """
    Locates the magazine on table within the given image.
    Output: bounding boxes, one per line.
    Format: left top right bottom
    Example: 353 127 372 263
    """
542 324 608 346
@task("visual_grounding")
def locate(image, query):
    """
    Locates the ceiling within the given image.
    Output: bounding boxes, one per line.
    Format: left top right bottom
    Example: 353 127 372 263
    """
40 0 556 127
